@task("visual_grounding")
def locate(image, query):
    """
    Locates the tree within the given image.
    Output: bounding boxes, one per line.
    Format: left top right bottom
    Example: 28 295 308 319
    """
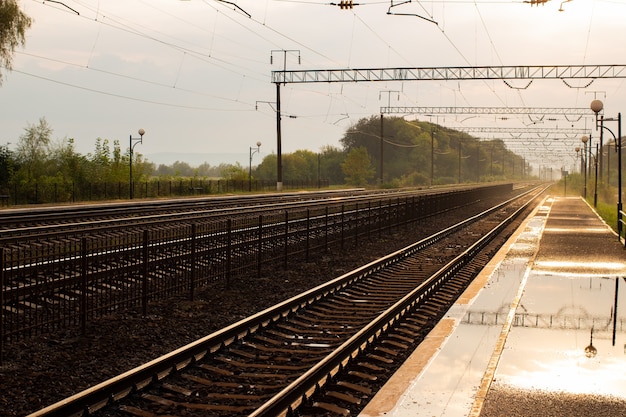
50 137 87 183
283 150 317 181
340 116 382 177
88 138 112 182
319 145 345 185
341 147 375 186
14 117 52 182
0 1 32 84
341 116 423 183
256 153 277 181
221 162 247 181
170 161 195 177
111 140 126 179
0 144 14 191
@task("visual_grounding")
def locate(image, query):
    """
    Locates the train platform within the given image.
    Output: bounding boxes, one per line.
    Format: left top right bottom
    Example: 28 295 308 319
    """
359 196 626 417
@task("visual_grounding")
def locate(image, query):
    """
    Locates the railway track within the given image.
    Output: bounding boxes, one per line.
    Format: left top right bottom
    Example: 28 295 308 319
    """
0 188 448 242
2 184 507 347
27 184 546 417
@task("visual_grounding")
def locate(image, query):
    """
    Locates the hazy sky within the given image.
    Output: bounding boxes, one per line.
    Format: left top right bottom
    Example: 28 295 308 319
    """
2 0 626 169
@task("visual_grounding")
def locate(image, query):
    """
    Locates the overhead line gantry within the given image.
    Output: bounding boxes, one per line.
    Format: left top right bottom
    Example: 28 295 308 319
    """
379 106 593 116
456 127 589 135
271 64 626 84
269 64 626 190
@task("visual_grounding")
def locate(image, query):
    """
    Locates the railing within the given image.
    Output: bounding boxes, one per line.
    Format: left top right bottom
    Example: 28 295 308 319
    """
0 184 513 364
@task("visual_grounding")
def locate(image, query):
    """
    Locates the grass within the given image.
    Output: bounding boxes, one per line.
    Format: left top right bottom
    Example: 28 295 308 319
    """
591 199 618 233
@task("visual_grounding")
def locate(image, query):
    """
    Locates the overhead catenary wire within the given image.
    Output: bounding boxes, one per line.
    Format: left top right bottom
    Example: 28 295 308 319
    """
28 0 472 128
9 68 255 111
22 0 517 128
9 0 625 167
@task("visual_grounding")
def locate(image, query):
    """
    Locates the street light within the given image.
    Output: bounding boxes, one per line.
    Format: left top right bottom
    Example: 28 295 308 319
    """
593 142 599 207
249 141 262 192
380 114 384 185
430 126 435 186
590 99 622 240
317 153 321 189
584 328 597 358
129 128 145 200
581 135 589 199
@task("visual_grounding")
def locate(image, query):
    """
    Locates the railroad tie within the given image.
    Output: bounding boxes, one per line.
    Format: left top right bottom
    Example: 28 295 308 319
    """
327 390 362 404
312 401 350 416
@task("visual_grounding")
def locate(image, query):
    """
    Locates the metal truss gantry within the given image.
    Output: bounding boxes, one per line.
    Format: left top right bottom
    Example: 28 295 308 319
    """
272 64 626 84
483 137 584 141
268 64 626 189
379 106 593 116
457 127 589 135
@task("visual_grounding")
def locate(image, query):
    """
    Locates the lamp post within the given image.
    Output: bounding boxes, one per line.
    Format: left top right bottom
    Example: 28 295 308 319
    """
476 142 480 182
594 143 599 207
317 153 321 189
458 140 462 184
581 135 589 199
249 141 262 192
426 116 438 187
574 147 581 196
590 99 622 239
380 114 384 185
129 128 145 200
430 125 435 186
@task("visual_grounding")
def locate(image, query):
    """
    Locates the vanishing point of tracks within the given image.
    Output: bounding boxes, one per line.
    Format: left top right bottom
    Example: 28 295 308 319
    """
28 184 546 417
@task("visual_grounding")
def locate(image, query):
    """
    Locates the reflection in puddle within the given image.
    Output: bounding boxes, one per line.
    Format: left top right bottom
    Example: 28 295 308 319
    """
361 198 626 417
534 260 626 272
584 328 597 358
499 328 626 397
496 274 626 398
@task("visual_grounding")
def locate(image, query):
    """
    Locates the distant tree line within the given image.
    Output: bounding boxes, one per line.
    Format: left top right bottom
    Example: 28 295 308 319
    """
340 115 532 187
0 116 532 204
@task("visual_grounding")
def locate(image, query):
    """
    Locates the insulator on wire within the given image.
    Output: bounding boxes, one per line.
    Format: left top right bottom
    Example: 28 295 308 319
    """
338 0 354 9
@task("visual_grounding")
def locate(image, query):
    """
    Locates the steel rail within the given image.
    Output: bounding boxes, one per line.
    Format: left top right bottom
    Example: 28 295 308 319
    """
3 187 486 299
25 185 544 417
0 189 366 219
251 185 545 416
0 188 441 243
0 189 373 231
3 185 495 347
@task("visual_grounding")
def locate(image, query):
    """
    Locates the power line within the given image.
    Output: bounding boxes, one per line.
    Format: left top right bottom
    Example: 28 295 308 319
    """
10 68 254 111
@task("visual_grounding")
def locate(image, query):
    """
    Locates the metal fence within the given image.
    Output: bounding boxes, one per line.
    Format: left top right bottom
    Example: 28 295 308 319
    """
3 179 330 206
0 184 512 363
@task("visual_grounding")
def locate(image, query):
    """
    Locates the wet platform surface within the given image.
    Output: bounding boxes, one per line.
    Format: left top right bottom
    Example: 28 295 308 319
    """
359 196 626 417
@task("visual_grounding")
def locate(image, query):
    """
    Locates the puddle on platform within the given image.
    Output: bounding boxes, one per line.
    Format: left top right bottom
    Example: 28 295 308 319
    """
359 198 626 417
496 274 626 398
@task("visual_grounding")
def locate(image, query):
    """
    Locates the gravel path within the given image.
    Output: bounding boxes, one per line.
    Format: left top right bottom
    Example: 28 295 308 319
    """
480 382 626 417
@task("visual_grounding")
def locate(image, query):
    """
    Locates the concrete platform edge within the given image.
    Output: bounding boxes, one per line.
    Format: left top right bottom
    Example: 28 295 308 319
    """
359 195 552 417
468 195 551 416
